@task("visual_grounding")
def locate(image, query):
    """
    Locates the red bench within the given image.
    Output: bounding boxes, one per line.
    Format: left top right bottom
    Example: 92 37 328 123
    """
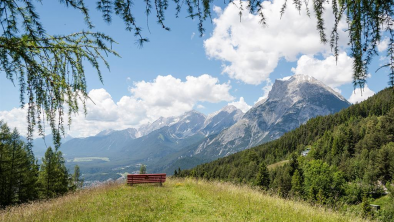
127 173 166 186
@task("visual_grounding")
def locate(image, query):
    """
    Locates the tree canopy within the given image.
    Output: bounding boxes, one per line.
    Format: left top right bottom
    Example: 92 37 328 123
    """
1 0 394 146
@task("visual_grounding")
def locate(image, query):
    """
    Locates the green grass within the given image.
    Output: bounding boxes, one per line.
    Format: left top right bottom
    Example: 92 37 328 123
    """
267 160 289 170
0 178 367 222
371 195 392 210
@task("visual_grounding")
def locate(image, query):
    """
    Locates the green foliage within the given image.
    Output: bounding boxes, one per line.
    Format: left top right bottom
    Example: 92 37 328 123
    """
0 0 120 147
361 194 372 219
0 120 85 207
291 169 303 196
139 164 146 174
38 147 69 198
71 165 84 190
303 160 344 204
0 121 39 207
376 142 394 184
180 87 394 215
173 169 178 177
256 162 270 190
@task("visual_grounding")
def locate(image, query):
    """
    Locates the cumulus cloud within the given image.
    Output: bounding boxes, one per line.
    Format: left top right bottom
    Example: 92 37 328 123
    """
0 108 29 135
205 0 348 85
0 74 235 137
377 37 390 52
348 85 375 104
291 52 354 89
228 97 251 113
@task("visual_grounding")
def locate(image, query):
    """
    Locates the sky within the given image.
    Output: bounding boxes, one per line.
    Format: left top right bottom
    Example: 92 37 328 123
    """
0 0 391 138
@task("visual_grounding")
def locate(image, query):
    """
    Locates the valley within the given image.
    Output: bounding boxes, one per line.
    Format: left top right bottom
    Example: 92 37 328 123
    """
32 75 351 183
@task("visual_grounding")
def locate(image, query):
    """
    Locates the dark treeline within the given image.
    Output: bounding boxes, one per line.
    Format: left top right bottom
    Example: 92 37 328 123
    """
0 121 83 208
178 87 394 221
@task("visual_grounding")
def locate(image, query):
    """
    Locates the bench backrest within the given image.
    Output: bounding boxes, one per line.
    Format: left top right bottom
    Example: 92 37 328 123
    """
127 173 166 184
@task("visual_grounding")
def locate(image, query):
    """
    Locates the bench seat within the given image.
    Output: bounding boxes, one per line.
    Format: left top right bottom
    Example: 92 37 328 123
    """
127 173 166 185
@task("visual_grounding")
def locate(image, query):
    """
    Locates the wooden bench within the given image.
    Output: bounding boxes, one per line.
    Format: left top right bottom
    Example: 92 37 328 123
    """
127 173 166 186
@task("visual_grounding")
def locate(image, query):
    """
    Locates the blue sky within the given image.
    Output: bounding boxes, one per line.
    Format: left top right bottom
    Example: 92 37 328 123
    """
0 0 391 137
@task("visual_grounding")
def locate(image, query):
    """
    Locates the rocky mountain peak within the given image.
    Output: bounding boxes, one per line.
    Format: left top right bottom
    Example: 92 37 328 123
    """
194 74 351 159
272 74 347 102
96 129 114 137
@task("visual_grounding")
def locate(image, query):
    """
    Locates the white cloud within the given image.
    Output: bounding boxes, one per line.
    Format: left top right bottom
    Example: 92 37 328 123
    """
0 108 29 135
85 89 118 121
291 52 354 89
228 97 251 113
196 104 205 109
348 85 375 104
191 32 196 40
205 0 348 85
0 74 234 138
377 37 390 52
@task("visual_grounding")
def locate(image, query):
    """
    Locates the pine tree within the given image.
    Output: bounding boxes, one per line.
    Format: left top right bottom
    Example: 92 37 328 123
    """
38 147 69 198
139 164 146 174
291 169 303 196
256 162 270 190
71 165 84 190
377 142 394 183
0 122 39 207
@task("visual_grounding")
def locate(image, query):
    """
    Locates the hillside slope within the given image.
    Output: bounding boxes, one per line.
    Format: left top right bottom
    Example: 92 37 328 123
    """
180 87 394 221
0 179 366 222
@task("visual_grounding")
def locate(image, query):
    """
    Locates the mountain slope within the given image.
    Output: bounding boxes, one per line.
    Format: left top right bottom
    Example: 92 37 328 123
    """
180 87 394 216
192 75 350 159
31 134 73 158
60 128 137 158
201 105 243 136
57 109 243 181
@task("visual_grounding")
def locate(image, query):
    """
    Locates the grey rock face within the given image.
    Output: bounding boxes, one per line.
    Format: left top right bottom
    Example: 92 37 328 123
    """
201 105 244 136
193 74 351 158
137 116 180 137
166 110 207 139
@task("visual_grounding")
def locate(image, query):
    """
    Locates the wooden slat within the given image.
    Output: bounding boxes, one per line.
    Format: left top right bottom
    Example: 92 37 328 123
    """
127 173 166 185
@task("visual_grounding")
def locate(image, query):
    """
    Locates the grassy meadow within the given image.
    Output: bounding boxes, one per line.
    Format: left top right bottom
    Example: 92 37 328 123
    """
0 178 367 222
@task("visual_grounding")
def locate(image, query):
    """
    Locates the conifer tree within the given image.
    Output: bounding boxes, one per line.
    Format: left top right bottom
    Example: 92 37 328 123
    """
71 165 84 190
0 122 39 207
139 164 146 174
291 169 303 196
256 162 270 190
377 142 394 183
38 147 69 198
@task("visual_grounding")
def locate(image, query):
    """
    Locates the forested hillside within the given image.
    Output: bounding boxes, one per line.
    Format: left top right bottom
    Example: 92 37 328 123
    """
179 87 394 221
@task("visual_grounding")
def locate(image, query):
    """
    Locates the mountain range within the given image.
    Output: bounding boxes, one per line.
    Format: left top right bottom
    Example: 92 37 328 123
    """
31 74 351 181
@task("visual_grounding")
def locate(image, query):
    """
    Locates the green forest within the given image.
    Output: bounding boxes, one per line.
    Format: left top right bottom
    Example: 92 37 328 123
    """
0 122 83 208
178 88 394 221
